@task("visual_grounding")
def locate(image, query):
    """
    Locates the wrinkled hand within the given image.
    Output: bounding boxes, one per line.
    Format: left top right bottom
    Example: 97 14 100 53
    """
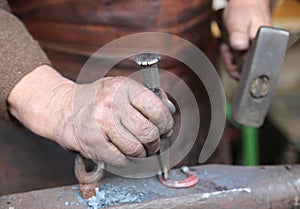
66 77 174 167
8 66 173 167
221 0 272 79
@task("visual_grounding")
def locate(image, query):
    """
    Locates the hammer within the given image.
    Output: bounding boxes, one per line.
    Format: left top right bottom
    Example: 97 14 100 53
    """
231 26 289 127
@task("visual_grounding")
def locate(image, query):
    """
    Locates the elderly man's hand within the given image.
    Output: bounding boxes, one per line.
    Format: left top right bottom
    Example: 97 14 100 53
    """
8 65 174 167
69 76 174 167
221 0 272 79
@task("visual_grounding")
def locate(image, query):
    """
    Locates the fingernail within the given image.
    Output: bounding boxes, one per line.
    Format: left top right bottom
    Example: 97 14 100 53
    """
163 129 173 138
230 71 241 80
230 32 249 50
166 99 176 114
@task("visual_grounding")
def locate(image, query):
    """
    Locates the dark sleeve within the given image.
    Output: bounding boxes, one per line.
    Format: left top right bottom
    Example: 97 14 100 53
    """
0 0 51 123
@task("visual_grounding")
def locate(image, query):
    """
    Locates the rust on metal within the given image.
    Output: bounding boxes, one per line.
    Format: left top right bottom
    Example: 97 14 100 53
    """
250 75 270 98
74 154 104 199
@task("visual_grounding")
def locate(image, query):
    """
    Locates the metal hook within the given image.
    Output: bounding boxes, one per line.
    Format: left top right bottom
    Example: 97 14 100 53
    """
74 154 104 199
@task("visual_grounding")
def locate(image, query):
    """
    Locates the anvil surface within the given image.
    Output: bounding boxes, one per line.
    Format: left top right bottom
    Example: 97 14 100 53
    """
1 165 299 209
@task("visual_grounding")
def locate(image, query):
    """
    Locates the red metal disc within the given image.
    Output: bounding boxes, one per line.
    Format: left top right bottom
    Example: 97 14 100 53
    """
158 166 199 188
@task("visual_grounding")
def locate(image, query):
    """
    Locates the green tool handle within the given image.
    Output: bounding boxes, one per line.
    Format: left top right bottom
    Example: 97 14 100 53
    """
226 102 259 165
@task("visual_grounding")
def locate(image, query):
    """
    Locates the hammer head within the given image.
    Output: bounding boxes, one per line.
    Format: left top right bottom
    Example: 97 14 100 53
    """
231 26 289 127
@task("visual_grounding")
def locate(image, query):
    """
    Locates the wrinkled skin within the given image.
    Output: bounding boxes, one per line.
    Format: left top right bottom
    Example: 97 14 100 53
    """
71 77 174 167
8 66 174 167
221 0 272 79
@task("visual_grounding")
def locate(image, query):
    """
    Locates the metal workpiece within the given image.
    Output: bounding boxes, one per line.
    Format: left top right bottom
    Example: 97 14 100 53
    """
74 154 104 199
158 166 199 188
232 26 290 127
1 165 300 209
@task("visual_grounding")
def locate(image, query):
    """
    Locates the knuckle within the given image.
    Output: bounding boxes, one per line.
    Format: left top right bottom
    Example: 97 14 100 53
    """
125 142 145 157
113 76 127 84
111 155 127 168
108 76 126 83
140 126 159 143
145 139 160 155
153 111 173 134
164 117 174 133
102 76 128 92
149 108 163 122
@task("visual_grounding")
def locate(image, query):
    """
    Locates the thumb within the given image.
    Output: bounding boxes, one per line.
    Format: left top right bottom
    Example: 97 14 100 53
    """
229 31 249 51
223 4 251 51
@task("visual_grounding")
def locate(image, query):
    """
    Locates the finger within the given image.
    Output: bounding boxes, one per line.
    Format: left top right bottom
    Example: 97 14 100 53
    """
162 129 173 138
129 88 174 135
106 120 147 158
230 31 249 51
161 91 176 114
230 71 241 80
80 136 129 168
121 105 160 155
72 100 129 167
220 43 240 79
249 16 272 40
223 9 250 50
99 141 129 167
220 43 238 71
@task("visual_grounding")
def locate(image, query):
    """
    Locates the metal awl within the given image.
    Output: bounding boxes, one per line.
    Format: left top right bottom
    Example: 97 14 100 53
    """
134 53 199 188
134 52 173 180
